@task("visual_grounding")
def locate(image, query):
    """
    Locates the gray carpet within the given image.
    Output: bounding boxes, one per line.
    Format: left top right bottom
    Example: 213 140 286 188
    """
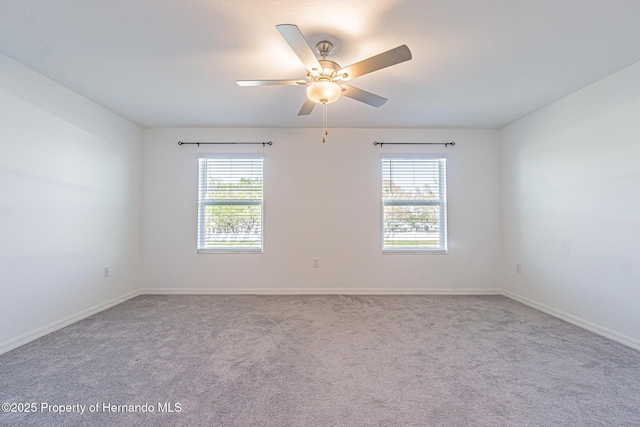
1 295 640 426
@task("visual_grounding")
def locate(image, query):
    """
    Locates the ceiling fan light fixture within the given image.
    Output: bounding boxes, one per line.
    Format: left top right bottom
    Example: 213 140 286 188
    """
306 81 342 104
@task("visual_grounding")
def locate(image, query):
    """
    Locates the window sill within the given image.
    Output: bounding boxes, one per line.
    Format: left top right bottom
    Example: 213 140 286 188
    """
197 249 263 254
383 249 447 255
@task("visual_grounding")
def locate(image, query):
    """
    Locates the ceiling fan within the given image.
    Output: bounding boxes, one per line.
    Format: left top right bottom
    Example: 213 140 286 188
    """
237 24 412 141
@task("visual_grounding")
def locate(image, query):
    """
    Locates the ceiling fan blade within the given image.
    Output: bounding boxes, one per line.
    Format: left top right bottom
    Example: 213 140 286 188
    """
237 79 306 86
276 24 323 73
339 45 412 81
341 85 388 107
298 98 316 115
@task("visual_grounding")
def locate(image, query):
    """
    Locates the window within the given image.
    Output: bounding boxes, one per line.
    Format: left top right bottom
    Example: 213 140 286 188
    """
197 155 263 253
382 156 447 253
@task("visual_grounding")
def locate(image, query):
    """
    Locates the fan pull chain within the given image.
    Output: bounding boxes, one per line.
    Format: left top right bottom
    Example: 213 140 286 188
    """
322 102 328 143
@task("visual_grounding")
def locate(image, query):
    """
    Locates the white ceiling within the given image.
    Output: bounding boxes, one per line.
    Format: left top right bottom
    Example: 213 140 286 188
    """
1 0 639 129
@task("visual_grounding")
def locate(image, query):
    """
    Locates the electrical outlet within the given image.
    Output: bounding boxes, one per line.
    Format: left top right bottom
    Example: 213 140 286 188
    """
104 267 110 278
516 263 522 274
312 258 319 268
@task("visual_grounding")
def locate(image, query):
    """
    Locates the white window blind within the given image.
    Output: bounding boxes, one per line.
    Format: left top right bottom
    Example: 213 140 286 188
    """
197 155 263 253
382 156 447 253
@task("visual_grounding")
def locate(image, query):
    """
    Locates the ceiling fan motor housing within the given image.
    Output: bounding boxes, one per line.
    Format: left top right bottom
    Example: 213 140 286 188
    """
318 60 341 78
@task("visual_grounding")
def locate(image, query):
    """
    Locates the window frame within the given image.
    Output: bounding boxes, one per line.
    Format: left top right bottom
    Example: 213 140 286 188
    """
196 154 264 254
381 154 448 254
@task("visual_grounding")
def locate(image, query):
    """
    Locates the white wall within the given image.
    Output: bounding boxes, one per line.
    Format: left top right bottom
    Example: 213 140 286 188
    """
142 127 501 293
500 61 640 347
0 54 143 353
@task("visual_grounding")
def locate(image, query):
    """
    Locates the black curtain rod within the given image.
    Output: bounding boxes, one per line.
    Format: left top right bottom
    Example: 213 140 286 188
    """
178 141 273 147
373 141 455 147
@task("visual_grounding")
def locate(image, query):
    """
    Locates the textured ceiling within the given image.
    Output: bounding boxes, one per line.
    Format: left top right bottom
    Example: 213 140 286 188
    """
1 0 640 129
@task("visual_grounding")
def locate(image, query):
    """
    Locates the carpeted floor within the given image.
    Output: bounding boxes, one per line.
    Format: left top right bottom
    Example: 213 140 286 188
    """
1 295 640 426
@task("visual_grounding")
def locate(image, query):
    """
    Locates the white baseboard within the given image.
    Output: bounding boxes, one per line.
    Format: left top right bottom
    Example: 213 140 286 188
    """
140 287 503 296
0 290 140 356
502 290 640 352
